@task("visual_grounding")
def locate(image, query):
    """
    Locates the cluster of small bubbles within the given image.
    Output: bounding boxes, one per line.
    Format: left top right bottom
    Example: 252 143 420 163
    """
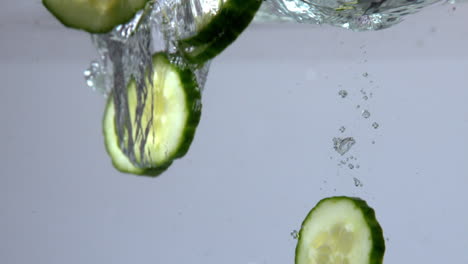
353 177 364 187
372 122 380 129
362 110 371 119
338 90 348 98
339 126 346 133
290 230 299 239
333 137 356 156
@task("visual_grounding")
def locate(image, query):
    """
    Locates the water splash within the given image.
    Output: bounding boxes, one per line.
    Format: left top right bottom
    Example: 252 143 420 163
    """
256 0 442 31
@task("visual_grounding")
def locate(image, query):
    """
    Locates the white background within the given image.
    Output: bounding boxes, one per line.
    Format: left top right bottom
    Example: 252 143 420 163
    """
2 1 468 264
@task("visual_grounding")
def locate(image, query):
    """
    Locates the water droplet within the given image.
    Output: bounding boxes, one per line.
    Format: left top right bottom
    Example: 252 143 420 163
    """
339 126 346 133
356 105 361 109
353 177 363 187
363 95 369 100
333 137 356 156
291 230 299 239
338 90 348 98
372 140 376 144
340 160 347 165
356 164 360 169
372 122 379 129
362 110 371 119
362 72 369 77
348 164 354 169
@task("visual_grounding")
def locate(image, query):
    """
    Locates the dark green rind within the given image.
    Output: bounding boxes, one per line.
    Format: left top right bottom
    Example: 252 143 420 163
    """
42 0 148 34
295 196 385 264
102 52 202 177
179 0 262 63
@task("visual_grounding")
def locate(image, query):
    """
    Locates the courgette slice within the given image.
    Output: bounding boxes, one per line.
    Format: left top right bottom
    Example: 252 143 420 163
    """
43 0 149 33
295 197 385 264
103 52 202 176
179 0 262 63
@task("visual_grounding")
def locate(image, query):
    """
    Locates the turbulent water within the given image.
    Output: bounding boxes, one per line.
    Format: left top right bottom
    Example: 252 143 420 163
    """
84 0 455 167
256 0 446 30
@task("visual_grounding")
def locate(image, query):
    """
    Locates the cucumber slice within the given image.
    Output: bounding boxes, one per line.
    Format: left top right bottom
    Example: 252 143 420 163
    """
179 0 262 63
103 52 202 176
295 197 385 264
43 0 149 33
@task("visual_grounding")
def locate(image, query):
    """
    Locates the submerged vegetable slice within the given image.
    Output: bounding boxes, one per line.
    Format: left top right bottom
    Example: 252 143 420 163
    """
43 0 149 33
179 0 262 63
103 52 202 176
295 197 385 264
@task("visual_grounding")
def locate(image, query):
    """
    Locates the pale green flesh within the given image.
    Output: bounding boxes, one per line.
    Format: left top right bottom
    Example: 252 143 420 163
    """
296 199 373 264
127 56 189 165
103 55 189 173
43 0 147 33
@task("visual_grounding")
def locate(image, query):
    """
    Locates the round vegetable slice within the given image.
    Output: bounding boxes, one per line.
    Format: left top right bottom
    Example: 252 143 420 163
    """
295 197 385 264
43 0 149 33
103 52 202 176
179 0 262 63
